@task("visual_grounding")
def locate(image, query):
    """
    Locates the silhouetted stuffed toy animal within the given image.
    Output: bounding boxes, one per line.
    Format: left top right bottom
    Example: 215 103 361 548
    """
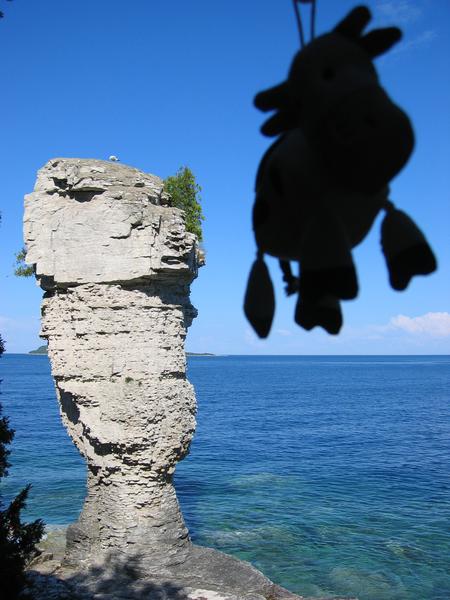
244 5 437 338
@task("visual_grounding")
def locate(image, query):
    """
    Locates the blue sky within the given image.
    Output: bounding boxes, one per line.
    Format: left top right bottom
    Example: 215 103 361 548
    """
0 0 449 354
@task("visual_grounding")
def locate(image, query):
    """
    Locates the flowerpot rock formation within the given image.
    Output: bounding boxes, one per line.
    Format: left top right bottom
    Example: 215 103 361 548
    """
25 158 200 571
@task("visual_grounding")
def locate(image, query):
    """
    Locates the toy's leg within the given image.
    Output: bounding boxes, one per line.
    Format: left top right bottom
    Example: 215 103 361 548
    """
295 294 343 335
279 260 299 296
381 207 437 290
244 253 275 338
299 215 358 301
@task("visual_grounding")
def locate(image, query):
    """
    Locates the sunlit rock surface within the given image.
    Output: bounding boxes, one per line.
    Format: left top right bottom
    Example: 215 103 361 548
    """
25 159 198 570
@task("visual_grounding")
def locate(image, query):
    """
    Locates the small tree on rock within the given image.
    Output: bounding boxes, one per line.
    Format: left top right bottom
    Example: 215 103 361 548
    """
0 0 13 19
164 167 205 241
14 247 34 278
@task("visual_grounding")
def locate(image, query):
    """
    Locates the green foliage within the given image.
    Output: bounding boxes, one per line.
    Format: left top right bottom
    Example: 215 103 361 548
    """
0 404 13 480
164 167 205 241
0 0 13 19
0 337 13 480
14 248 34 278
0 335 45 598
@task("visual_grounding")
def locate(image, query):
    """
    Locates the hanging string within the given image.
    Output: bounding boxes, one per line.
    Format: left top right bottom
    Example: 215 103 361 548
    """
292 0 305 48
292 0 318 48
311 0 317 41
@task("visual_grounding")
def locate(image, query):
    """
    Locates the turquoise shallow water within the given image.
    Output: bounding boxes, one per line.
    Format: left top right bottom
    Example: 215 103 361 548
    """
0 354 449 599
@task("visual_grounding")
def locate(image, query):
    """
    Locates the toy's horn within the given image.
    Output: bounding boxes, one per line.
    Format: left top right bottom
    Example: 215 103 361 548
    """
381 208 437 290
244 255 275 338
334 5 371 39
359 27 402 58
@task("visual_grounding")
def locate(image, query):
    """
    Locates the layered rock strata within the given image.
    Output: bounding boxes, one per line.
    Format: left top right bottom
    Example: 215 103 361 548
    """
25 159 199 570
24 159 316 599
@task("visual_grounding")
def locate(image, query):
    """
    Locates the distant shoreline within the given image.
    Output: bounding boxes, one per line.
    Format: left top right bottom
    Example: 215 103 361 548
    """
27 346 216 357
22 353 448 356
6 351 449 358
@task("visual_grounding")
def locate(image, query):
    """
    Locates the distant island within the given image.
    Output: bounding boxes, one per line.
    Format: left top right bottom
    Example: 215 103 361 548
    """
29 346 214 357
29 345 48 355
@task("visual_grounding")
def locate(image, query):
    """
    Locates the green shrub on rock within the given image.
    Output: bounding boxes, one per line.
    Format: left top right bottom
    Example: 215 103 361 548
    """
0 335 45 599
164 167 205 241
14 247 34 278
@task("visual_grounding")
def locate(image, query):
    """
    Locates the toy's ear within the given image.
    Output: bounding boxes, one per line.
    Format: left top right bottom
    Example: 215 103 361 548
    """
254 82 288 112
359 27 402 57
334 5 371 39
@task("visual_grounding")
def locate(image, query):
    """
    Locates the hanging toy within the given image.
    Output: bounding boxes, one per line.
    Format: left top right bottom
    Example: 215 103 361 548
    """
244 2 437 338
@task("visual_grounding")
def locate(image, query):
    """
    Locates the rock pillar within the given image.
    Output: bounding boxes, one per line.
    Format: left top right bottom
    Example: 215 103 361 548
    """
24 159 199 570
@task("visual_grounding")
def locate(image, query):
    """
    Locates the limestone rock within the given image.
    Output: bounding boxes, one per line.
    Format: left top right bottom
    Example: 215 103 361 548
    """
24 158 200 570
25 158 195 289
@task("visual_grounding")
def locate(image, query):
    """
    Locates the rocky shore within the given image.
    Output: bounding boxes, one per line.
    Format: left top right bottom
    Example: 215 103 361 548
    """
27 526 355 600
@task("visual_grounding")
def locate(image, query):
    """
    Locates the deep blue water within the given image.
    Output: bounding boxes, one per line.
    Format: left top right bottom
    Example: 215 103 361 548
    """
0 354 449 600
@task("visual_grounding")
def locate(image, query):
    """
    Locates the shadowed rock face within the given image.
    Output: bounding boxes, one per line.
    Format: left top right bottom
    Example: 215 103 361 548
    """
24 159 199 570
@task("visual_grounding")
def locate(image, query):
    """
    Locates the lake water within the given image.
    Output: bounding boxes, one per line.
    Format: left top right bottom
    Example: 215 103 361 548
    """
0 354 449 599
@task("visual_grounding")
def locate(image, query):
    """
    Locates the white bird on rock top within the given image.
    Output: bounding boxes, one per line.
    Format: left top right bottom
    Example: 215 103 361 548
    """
109 155 120 162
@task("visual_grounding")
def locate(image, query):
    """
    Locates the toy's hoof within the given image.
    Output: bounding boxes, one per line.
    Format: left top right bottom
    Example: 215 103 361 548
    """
387 243 437 291
295 296 343 335
244 257 275 338
381 208 437 290
279 260 299 296
299 266 358 300
285 277 299 296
